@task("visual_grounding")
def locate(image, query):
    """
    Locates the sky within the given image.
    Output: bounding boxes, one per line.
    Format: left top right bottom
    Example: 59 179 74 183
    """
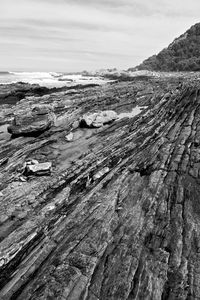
0 0 200 72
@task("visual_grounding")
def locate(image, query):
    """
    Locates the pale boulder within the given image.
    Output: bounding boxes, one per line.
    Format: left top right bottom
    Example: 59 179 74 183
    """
81 110 117 128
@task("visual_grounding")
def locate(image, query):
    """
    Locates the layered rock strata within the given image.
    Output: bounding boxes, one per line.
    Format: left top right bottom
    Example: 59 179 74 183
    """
0 77 200 299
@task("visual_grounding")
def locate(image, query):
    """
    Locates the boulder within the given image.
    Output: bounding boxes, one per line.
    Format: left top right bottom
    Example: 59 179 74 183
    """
7 105 55 136
81 110 117 128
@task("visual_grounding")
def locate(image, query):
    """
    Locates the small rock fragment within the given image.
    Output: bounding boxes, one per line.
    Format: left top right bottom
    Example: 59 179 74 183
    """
0 214 9 224
93 167 110 180
28 196 36 204
0 258 5 268
17 211 28 220
65 132 74 142
72 120 79 129
19 176 27 182
116 206 123 211
31 159 39 165
26 162 52 176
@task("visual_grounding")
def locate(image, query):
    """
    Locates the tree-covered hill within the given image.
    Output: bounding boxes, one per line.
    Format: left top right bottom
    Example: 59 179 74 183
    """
131 23 200 72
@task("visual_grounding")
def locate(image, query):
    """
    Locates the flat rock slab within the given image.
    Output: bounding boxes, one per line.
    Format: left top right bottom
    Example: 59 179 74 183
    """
26 162 52 175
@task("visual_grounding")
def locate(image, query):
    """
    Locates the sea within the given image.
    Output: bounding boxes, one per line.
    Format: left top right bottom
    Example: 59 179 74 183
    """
0 71 107 88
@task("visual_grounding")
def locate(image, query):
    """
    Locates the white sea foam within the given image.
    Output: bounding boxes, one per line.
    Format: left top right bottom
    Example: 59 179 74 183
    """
0 72 109 87
10 71 57 77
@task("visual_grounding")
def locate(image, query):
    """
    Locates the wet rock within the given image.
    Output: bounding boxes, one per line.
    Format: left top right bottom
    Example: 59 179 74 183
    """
7 105 55 136
81 110 117 128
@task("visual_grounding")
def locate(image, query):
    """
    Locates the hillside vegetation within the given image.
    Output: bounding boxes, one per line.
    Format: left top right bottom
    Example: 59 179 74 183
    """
132 23 200 72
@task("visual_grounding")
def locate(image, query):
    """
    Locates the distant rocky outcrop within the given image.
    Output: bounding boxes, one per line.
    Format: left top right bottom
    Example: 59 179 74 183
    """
82 68 133 81
131 22 200 72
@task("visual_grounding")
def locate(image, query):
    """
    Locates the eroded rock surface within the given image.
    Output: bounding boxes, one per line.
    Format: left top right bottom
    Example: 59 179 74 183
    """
1 76 200 299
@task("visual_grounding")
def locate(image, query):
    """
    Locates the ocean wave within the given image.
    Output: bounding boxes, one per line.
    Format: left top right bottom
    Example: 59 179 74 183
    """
9 72 57 78
0 72 107 87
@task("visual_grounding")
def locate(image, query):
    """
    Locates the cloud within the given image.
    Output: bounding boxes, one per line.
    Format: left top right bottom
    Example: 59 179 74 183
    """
33 0 200 18
0 0 200 71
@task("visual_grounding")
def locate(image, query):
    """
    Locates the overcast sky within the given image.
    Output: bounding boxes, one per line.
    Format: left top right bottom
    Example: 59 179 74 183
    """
1 0 200 72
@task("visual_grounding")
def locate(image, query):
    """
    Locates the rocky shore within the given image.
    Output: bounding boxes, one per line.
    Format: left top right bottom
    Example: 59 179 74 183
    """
1 74 200 299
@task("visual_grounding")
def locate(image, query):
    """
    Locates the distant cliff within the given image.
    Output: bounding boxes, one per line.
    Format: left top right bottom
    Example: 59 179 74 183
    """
131 22 200 72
